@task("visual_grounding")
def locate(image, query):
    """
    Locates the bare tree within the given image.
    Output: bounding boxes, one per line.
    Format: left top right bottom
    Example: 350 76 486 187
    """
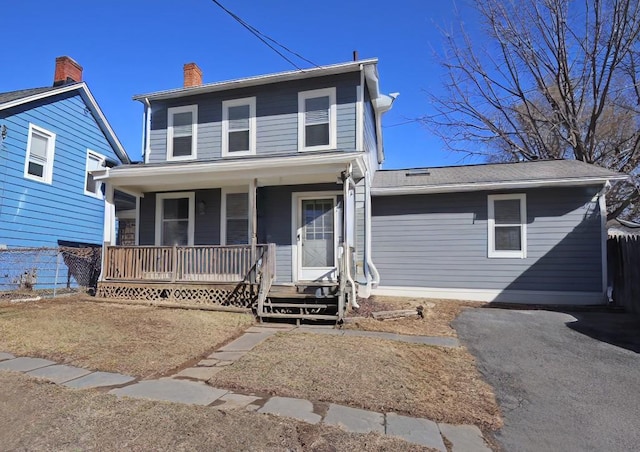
427 0 640 220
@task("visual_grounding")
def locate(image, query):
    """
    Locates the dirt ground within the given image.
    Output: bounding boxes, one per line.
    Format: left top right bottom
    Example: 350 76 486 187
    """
209 332 502 431
346 296 484 337
0 297 254 378
0 372 432 452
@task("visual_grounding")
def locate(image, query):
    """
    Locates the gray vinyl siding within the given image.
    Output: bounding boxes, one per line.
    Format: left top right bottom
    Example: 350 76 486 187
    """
147 72 359 163
363 86 377 166
138 189 221 245
372 187 603 292
258 183 342 283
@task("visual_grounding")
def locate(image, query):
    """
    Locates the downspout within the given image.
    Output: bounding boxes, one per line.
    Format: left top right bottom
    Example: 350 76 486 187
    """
358 169 380 299
142 97 151 164
343 164 359 309
598 181 612 302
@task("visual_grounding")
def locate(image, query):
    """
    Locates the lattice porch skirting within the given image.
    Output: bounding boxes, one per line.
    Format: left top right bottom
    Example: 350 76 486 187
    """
96 281 258 308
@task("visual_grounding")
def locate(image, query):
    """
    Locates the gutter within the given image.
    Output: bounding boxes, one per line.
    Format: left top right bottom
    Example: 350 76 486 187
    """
372 176 629 196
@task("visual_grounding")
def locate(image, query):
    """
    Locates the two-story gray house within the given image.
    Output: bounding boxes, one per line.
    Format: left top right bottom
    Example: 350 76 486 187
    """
95 59 395 321
95 58 625 321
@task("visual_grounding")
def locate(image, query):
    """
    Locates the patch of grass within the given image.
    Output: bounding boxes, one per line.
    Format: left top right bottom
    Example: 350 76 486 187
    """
209 332 502 430
0 372 432 451
347 296 484 337
0 298 254 378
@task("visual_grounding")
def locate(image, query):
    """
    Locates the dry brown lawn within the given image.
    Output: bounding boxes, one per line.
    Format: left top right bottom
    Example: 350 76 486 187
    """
209 332 502 431
347 296 484 337
0 297 254 378
0 372 431 452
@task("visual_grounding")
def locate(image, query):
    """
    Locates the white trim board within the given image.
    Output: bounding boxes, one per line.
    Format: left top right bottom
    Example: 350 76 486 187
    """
372 286 606 305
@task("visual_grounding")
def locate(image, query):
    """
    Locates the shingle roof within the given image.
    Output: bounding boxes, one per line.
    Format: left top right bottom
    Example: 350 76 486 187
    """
0 86 60 105
373 159 625 193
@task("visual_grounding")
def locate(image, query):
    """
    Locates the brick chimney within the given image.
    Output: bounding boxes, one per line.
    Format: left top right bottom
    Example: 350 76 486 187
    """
53 56 83 86
183 62 203 88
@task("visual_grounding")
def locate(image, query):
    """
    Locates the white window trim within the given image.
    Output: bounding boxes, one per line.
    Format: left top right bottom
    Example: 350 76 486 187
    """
167 105 198 161
24 123 56 184
298 87 337 152
220 187 250 245
155 192 195 246
488 193 527 259
84 150 106 198
221 97 256 157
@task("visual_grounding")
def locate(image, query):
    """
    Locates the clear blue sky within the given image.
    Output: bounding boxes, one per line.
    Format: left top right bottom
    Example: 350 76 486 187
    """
1 0 482 168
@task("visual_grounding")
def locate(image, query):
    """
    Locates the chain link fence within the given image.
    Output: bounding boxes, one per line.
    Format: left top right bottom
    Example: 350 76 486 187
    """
0 246 102 300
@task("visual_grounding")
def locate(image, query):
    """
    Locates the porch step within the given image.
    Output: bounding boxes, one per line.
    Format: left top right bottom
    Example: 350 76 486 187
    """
259 313 339 321
263 302 331 309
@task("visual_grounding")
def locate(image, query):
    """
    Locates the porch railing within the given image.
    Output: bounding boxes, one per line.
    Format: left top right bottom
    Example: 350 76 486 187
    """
257 243 276 314
102 244 273 283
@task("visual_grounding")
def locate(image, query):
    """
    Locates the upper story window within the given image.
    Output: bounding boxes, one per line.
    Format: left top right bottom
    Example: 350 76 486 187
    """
298 88 336 152
84 150 106 198
488 194 527 258
167 105 197 161
222 97 256 157
24 124 56 184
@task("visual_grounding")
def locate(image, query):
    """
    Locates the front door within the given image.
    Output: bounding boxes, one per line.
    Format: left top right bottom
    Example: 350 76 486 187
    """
296 196 338 281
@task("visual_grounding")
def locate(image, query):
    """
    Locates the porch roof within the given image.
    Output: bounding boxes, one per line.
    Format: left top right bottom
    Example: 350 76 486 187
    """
93 151 365 195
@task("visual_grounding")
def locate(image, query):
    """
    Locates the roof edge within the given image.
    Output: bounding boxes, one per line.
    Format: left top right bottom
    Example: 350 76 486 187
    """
372 176 627 196
133 58 378 102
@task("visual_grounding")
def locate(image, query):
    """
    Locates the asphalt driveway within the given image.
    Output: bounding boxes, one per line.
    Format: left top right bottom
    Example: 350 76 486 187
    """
454 308 640 452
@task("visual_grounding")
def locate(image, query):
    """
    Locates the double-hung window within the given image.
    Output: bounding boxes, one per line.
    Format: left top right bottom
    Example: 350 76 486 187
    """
84 150 106 198
221 190 249 245
298 88 336 151
222 97 256 157
24 124 56 184
488 194 527 258
155 192 195 246
167 105 197 160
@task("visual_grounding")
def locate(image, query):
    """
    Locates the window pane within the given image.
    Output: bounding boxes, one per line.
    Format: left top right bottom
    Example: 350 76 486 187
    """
162 220 189 246
28 161 44 177
228 105 250 130
228 130 250 152
173 136 192 157
306 124 330 147
495 226 521 251
227 193 248 218
305 96 330 124
30 133 48 159
173 112 193 136
226 219 248 245
86 174 97 193
494 199 521 224
163 198 189 220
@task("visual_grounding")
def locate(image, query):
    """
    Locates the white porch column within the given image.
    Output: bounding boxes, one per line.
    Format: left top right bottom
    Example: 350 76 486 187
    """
103 183 116 246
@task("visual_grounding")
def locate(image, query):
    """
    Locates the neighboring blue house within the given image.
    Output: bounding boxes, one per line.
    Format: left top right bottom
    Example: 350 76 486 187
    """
0 56 131 249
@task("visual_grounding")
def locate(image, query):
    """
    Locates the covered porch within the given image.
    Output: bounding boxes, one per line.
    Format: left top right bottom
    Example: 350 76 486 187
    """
94 152 366 321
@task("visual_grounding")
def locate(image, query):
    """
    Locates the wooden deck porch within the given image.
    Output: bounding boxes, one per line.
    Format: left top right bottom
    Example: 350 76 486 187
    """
96 244 346 322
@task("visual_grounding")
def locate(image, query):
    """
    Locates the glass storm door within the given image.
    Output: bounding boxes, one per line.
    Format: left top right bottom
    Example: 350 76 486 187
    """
297 197 337 281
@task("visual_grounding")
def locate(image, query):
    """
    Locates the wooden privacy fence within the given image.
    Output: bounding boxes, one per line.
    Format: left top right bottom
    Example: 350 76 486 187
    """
608 236 640 314
103 245 270 283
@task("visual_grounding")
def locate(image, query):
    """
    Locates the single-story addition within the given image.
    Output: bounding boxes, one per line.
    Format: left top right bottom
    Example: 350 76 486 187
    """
370 159 626 305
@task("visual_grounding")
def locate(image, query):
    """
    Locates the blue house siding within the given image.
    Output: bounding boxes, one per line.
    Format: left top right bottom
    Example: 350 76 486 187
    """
147 72 360 163
371 187 603 294
0 91 121 248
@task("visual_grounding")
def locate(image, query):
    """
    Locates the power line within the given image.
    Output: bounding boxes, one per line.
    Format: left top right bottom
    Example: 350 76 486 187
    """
210 0 319 70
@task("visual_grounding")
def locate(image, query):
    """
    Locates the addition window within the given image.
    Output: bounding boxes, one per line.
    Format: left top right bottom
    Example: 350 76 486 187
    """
167 105 197 161
84 150 106 198
298 88 336 151
24 124 56 184
155 192 195 246
221 190 249 245
488 194 527 258
222 97 256 156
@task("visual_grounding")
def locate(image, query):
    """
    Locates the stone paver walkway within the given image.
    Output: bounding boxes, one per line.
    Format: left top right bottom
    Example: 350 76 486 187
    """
0 323 489 450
